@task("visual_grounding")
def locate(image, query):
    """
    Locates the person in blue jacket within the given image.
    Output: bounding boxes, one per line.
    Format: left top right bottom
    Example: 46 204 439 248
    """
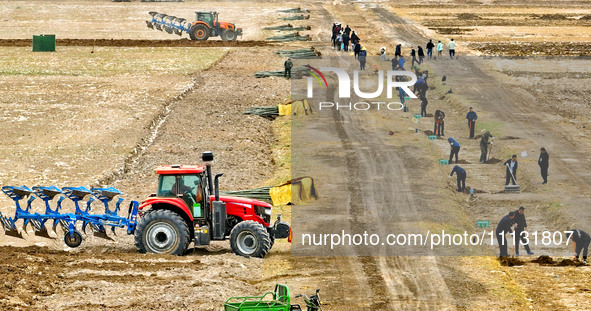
448 137 460 163
466 107 478 138
449 165 466 192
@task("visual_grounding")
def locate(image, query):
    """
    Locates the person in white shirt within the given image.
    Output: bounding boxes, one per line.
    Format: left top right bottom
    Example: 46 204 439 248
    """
437 40 443 59
448 38 456 59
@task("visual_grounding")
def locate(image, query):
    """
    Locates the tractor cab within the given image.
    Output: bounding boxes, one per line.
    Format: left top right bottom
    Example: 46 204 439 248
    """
195 11 218 27
155 165 207 219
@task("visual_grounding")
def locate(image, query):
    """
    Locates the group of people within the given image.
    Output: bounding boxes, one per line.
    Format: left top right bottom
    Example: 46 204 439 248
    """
331 23 368 70
496 208 589 263
379 38 458 65
450 148 550 192
446 107 550 192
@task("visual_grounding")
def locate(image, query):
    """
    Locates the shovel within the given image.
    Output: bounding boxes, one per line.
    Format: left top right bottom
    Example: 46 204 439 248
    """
504 163 520 193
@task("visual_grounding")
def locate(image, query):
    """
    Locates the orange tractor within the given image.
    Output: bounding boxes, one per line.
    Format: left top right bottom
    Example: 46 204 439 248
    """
147 11 242 41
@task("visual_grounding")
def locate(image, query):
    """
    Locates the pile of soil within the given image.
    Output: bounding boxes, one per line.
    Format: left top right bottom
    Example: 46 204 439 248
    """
579 15 591 20
486 158 502 164
536 14 568 20
556 259 586 267
499 257 524 266
499 136 520 140
423 130 434 135
430 27 474 35
532 255 555 265
457 13 481 20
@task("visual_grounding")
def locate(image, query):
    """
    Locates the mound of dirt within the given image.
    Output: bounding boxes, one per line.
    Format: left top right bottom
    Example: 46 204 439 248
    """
499 257 524 266
423 130 434 135
532 255 555 265
485 158 502 164
537 14 568 20
556 259 586 267
499 136 520 140
430 27 475 35
580 15 591 20
457 13 481 20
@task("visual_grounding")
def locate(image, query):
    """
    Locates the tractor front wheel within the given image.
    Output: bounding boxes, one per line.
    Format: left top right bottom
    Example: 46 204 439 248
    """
189 24 210 41
230 221 272 258
134 209 190 255
221 30 237 41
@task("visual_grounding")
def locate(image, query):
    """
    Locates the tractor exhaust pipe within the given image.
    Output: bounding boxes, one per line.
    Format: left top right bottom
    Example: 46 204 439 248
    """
214 173 223 201
201 151 214 197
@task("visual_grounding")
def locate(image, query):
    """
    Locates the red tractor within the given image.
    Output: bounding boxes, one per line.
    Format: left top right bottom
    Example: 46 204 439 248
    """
134 152 290 257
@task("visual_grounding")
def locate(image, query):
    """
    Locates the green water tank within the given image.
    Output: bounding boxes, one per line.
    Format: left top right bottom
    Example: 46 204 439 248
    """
32 34 56 52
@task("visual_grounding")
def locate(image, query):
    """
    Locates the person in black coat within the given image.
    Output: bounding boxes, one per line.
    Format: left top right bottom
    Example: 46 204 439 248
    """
538 147 549 184
449 165 466 192
504 155 518 185
514 207 533 256
417 46 425 64
496 211 516 257
426 39 435 59
411 48 417 66
395 44 402 60
342 33 350 52
570 229 590 263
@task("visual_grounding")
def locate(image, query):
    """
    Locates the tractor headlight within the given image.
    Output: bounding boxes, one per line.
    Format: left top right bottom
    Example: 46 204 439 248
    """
254 205 272 223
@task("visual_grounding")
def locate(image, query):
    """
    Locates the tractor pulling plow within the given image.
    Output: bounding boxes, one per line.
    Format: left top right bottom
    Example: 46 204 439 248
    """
146 11 243 41
0 152 290 258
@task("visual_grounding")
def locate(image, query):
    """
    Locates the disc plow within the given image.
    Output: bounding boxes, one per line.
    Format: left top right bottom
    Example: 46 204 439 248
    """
0 185 138 247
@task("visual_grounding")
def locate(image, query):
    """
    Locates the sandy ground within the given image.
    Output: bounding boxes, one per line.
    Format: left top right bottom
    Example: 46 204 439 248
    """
0 0 590 310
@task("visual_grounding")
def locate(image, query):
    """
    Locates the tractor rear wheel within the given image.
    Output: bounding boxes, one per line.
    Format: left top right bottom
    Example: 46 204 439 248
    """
230 220 272 258
134 209 190 255
189 24 209 41
221 30 237 41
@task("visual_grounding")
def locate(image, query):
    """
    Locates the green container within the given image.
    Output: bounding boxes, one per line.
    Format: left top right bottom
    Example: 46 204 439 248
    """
414 114 422 119
192 203 202 218
439 159 449 165
32 35 56 52
428 135 438 140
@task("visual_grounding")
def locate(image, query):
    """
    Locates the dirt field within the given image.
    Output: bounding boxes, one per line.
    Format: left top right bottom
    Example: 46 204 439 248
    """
1 0 591 310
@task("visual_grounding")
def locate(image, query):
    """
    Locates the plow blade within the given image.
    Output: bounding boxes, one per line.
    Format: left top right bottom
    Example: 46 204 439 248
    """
154 24 163 31
164 26 174 34
4 229 23 239
146 21 154 29
148 11 159 17
93 230 114 241
34 227 53 239
174 29 183 36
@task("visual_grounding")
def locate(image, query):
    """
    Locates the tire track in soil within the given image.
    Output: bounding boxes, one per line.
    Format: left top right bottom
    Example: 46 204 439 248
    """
93 50 231 187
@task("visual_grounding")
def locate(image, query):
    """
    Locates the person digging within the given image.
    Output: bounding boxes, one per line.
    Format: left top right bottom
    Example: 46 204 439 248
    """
449 165 466 192
480 130 494 163
448 137 460 164
504 155 518 186
513 206 534 256
496 211 516 257
569 229 590 264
